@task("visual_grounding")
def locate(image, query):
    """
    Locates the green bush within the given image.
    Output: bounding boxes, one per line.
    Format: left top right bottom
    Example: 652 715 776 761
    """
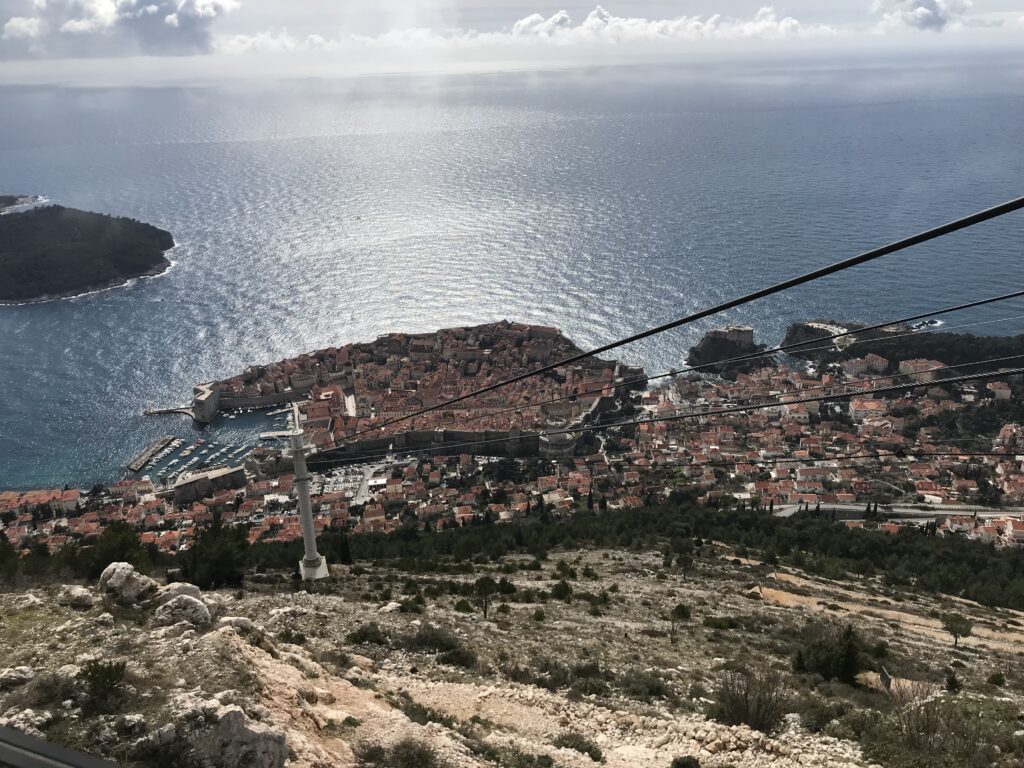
278 627 306 645
708 667 789 734
553 731 603 762
356 737 446 768
78 659 127 713
858 697 1015 768
702 616 739 630
454 598 474 613
621 672 671 702
986 671 1006 686
671 758 701 768
403 624 461 653
550 580 573 602
792 624 865 686
438 647 477 669
347 622 389 646
533 608 546 622
396 697 457 728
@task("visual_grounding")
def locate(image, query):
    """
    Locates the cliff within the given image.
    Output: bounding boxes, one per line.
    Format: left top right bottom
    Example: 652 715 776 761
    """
686 325 766 377
0 204 174 303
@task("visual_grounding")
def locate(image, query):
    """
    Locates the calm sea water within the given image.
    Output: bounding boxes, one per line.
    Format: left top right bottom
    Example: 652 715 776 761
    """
2 59 1023 489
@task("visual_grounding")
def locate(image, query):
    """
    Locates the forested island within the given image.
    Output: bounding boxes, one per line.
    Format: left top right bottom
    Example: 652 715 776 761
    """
0 203 174 303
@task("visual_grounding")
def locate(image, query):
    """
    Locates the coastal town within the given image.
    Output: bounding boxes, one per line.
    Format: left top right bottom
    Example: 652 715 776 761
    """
3 322 1024 559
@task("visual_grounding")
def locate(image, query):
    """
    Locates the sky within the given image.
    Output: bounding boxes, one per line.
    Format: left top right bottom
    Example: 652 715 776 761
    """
1 0 1022 84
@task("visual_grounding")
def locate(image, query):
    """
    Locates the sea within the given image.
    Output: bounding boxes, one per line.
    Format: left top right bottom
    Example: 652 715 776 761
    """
1 55 1023 490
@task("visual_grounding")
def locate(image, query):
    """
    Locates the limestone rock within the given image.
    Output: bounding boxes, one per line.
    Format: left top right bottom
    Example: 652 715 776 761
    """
0 707 52 738
57 585 95 609
202 594 226 620
98 562 158 605
156 582 203 605
0 666 35 690
155 620 197 638
17 593 43 609
378 601 402 614
189 704 288 768
216 616 256 633
154 595 212 627
95 612 115 627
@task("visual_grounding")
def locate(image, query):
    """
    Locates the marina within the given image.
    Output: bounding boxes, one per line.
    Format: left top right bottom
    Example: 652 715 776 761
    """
125 435 175 472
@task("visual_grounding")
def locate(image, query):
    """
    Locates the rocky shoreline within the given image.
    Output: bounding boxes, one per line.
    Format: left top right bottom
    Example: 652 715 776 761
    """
0 252 174 307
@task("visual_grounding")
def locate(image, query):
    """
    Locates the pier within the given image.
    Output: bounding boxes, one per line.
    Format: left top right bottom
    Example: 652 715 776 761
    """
143 406 195 419
126 435 175 472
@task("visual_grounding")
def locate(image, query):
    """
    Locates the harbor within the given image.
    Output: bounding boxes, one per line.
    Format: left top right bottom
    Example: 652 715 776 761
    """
125 435 175 472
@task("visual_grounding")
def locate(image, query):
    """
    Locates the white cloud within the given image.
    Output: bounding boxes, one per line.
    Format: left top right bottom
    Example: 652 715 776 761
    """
2 1 1018 63
505 6 830 42
2 14 39 37
1 0 237 56
214 4 836 54
872 0 972 31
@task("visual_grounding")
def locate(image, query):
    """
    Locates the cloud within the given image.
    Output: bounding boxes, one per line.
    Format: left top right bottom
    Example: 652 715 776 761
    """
2 14 39 38
504 6 830 43
213 5 836 55
0 0 237 56
872 0 971 31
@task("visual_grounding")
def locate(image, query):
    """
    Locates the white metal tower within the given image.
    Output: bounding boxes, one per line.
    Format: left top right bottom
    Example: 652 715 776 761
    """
287 402 329 580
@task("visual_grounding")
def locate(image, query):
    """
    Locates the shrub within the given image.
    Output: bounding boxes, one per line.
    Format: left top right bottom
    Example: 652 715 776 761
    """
454 598 474 613
702 616 739 630
671 758 701 768
859 696 1015 768
570 676 610 697
533 608 546 622
986 671 1005 687
403 624 461 653
438 647 477 669
792 624 864 686
278 627 306 645
795 696 850 733
708 667 789 734
553 731 603 762
10 670 78 708
347 623 390 646
621 672 671 702
397 698 457 728
357 737 446 768
550 580 573 602
945 673 961 693
78 659 127 713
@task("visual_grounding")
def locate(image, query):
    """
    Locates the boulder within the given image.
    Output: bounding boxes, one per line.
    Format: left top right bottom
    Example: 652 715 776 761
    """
0 666 35 690
98 562 158 605
189 704 288 768
154 595 212 627
17 594 43 609
156 582 203 605
95 612 115 627
57 585 95 609
202 594 226 620
0 707 52 738
216 616 256 633
378 601 402 614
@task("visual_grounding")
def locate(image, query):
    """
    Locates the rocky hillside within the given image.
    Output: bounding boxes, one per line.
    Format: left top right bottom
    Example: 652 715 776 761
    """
2 545 1023 768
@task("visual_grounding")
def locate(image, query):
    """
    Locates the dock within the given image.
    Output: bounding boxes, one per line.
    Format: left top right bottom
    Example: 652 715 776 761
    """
127 435 175 472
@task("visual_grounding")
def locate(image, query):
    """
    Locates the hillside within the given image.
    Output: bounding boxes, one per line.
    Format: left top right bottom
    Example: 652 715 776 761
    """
3 518 1023 768
0 204 174 303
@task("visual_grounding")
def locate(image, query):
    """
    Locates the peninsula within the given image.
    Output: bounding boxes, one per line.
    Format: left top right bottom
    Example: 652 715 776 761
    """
0 202 174 304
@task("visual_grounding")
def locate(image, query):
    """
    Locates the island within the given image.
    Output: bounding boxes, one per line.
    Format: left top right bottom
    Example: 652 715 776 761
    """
0 202 174 304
